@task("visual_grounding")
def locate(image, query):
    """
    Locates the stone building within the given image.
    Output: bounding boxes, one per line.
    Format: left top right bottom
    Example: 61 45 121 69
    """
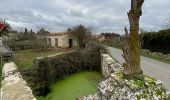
45 32 77 48
2 33 19 42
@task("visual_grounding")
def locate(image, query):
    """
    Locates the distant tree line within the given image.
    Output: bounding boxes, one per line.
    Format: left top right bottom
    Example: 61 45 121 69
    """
99 32 123 48
101 32 120 37
4 27 50 50
141 28 170 54
101 32 121 41
99 29 170 54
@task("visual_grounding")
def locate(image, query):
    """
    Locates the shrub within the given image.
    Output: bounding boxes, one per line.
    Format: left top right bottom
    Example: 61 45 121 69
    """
32 45 103 96
141 29 170 54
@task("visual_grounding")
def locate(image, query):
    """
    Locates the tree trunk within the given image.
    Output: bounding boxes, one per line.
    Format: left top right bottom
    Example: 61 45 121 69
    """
123 0 144 78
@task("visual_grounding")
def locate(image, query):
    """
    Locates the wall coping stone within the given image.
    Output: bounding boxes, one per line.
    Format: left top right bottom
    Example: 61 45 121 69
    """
0 62 36 100
79 53 170 100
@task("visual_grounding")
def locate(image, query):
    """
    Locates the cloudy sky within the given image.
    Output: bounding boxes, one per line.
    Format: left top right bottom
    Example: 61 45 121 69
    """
0 0 170 34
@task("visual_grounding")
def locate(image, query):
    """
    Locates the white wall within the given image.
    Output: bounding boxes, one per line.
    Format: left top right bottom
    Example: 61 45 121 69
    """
47 34 75 48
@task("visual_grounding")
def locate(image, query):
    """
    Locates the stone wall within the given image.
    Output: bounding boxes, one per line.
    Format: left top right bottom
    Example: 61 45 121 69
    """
0 62 36 100
80 53 170 100
46 34 77 48
101 54 122 78
142 49 170 61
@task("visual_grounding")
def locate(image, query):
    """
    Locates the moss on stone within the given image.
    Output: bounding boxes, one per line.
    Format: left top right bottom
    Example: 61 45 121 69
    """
112 70 164 90
114 70 123 79
81 69 170 100
144 75 156 86
109 70 170 99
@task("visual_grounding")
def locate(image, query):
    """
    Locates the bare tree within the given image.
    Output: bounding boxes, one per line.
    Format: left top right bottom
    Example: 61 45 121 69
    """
67 25 92 49
164 18 170 29
122 0 144 78
37 28 50 35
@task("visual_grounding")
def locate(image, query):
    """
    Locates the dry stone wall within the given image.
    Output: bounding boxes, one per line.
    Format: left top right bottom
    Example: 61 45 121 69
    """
142 49 170 61
0 62 36 100
101 54 122 78
1 53 169 100
80 53 170 100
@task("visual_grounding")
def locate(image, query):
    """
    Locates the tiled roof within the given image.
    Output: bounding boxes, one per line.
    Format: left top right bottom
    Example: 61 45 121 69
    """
47 32 67 36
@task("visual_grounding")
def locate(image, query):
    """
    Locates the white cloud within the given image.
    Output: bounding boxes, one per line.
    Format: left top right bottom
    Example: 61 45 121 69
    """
0 0 170 34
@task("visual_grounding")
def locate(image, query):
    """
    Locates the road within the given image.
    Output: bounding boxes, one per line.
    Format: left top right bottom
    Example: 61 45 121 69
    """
108 47 170 91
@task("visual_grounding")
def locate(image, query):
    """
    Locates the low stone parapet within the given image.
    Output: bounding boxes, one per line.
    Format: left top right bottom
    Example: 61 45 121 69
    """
101 53 122 78
141 49 170 61
80 53 170 100
0 62 36 100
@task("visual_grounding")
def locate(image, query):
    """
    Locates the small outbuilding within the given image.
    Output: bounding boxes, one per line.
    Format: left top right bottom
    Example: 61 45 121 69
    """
45 32 77 48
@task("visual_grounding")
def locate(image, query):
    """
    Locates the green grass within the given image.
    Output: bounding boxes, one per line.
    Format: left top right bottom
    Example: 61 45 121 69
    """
37 71 102 100
142 53 170 64
100 41 122 49
13 49 68 93
100 42 170 64
14 49 66 69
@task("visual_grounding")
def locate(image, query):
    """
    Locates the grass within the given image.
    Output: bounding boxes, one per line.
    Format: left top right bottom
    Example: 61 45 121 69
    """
14 49 68 69
101 42 170 64
102 42 122 49
2 48 102 98
13 49 69 94
37 71 102 100
142 53 170 64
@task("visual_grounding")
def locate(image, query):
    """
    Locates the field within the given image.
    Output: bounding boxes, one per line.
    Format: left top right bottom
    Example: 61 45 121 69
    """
14 49 68 69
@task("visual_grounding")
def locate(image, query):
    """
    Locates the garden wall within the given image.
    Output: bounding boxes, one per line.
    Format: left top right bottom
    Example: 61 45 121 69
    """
79 53 170 100
0 62 36 100
101 54 122 77
1 50 169 100
141 49 170 61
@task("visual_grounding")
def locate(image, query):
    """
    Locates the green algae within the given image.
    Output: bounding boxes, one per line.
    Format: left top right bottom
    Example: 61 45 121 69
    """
37 72 102 100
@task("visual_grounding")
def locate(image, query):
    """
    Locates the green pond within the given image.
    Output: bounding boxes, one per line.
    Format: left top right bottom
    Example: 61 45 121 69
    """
38 71 102 100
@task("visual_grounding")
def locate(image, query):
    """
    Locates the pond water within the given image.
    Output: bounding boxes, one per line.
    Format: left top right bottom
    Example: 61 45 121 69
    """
38 71 102 100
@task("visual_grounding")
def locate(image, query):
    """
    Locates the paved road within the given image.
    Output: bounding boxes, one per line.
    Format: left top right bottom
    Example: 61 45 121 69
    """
108 47 170 91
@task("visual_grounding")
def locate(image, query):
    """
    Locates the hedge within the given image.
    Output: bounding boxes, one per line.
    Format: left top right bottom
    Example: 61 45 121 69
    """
32 45 103 96
141 29 170 54
4 39 49 51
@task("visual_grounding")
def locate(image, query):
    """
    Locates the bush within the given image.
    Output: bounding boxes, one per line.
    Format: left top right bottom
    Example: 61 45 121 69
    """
141 29 170 54
32 45 103 96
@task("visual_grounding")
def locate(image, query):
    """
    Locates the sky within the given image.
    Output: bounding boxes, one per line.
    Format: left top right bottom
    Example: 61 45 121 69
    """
0 0 170 34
